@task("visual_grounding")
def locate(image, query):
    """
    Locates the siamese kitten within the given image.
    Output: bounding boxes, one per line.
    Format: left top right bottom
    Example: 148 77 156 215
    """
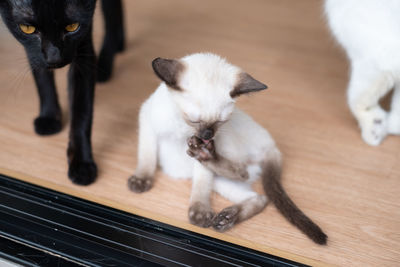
128 53 327 245
0 0 124 185
325 0 400 146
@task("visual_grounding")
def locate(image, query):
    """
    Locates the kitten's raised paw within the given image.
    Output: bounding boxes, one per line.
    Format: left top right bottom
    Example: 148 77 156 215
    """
187 136 215 162
34 116 62 135
68 160 97 186
359 108 388 146
128 175 153 193
213 205 240 232
188 202 215 228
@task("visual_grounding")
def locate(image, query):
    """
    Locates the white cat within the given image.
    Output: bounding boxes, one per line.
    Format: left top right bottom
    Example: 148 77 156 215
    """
128 53 327 244
325 0 400 146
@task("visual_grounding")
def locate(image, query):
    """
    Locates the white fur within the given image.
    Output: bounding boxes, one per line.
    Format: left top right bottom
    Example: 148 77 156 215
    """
135 53 279 204
325 0 400 145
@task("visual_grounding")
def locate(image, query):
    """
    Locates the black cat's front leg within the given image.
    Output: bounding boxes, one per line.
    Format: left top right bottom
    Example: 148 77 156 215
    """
32 68 62 135
67 37 97 185
97 0 125 82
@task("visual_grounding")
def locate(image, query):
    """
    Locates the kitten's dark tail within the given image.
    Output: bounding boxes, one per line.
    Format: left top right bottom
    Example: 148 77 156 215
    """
261 159 327 245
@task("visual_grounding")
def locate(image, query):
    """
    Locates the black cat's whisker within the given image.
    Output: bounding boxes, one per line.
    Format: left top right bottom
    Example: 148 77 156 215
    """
5 63 31 107
0 54 28 67
14 66 31 102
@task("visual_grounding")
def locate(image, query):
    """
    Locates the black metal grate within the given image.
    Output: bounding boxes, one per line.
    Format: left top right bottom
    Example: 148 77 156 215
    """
0 174 307 267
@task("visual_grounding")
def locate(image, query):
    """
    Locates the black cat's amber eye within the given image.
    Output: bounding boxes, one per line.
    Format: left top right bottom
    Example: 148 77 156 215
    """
19 24 36 34
65 23 80 32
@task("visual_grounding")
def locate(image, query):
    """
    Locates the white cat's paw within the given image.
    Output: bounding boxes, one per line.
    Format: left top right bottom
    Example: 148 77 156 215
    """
388 112 400 135
358 108 388 146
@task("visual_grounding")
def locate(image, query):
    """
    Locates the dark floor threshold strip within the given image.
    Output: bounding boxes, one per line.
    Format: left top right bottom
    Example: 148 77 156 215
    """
0 174 307 267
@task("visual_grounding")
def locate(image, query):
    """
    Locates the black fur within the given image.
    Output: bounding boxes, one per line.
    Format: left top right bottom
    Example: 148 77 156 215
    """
0 0 125 185
97 0 125 82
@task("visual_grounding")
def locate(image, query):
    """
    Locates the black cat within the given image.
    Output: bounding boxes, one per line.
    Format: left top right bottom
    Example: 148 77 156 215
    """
0 0 125 185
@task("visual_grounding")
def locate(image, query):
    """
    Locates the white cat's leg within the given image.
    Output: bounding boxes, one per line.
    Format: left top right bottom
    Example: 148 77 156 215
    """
347 62 394 146
188 162 215 228
128 104 157 193
212 177 268 232
388 86 400 135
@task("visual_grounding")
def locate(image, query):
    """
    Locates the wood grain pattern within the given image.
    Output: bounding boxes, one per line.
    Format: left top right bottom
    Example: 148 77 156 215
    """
0 0 399 266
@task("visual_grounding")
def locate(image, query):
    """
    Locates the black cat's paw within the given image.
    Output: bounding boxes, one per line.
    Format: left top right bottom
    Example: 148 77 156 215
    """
189 202 215 228
187 136 215 162
212 205 240 232
128 175 153 193
68 160 97 186
34 116 62 136
97 49 114 82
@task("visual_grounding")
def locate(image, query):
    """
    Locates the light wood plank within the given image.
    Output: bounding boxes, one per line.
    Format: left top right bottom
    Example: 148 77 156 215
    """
0 0 399 265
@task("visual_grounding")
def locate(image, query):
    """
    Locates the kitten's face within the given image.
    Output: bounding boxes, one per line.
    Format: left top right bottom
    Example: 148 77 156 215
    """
0 0 96 69
173 74 236 142
152 53 267 142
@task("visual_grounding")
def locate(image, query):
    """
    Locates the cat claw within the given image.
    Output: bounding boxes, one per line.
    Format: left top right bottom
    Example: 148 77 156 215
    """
187 136 215 161
212 205 240 232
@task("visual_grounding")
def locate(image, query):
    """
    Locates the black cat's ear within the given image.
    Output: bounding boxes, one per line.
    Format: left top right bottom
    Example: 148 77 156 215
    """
230 72 268 98
152 57 184 90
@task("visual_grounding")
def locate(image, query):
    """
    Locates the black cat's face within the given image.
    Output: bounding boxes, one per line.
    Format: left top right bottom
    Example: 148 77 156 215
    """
0 0 96 69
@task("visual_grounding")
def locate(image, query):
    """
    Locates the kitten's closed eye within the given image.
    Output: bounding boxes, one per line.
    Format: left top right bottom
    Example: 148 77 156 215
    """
65 23 80 33
19 24 36 34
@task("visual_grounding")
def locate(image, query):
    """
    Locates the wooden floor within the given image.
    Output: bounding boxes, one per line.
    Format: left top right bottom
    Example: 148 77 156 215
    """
1 0 399 266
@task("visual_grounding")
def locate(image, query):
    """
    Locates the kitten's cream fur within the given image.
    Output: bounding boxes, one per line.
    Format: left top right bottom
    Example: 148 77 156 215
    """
325 0 400 146
129 53 327 244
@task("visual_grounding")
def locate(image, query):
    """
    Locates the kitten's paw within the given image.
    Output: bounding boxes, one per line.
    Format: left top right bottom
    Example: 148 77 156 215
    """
187 136 215 161
359 108 388 146
188 202 215 228
128 175 153 193
212 205 240 232
34 116 62 135
68 160 97 185
388 112 400 135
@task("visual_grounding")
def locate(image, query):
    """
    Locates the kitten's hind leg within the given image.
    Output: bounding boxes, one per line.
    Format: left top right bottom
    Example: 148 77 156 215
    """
347 63 393 146
32 68 62 135
97 0 125 82
388 86 400 135
128 105 157 193
188 162 215 228
212 178 267 232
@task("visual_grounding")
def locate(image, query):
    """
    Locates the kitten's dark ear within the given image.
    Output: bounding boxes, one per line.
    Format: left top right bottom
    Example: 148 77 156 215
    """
152 57 184 90
230 73 268 98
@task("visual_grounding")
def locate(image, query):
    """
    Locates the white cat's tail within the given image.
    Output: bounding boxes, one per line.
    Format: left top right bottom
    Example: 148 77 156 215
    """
261 157 328 245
